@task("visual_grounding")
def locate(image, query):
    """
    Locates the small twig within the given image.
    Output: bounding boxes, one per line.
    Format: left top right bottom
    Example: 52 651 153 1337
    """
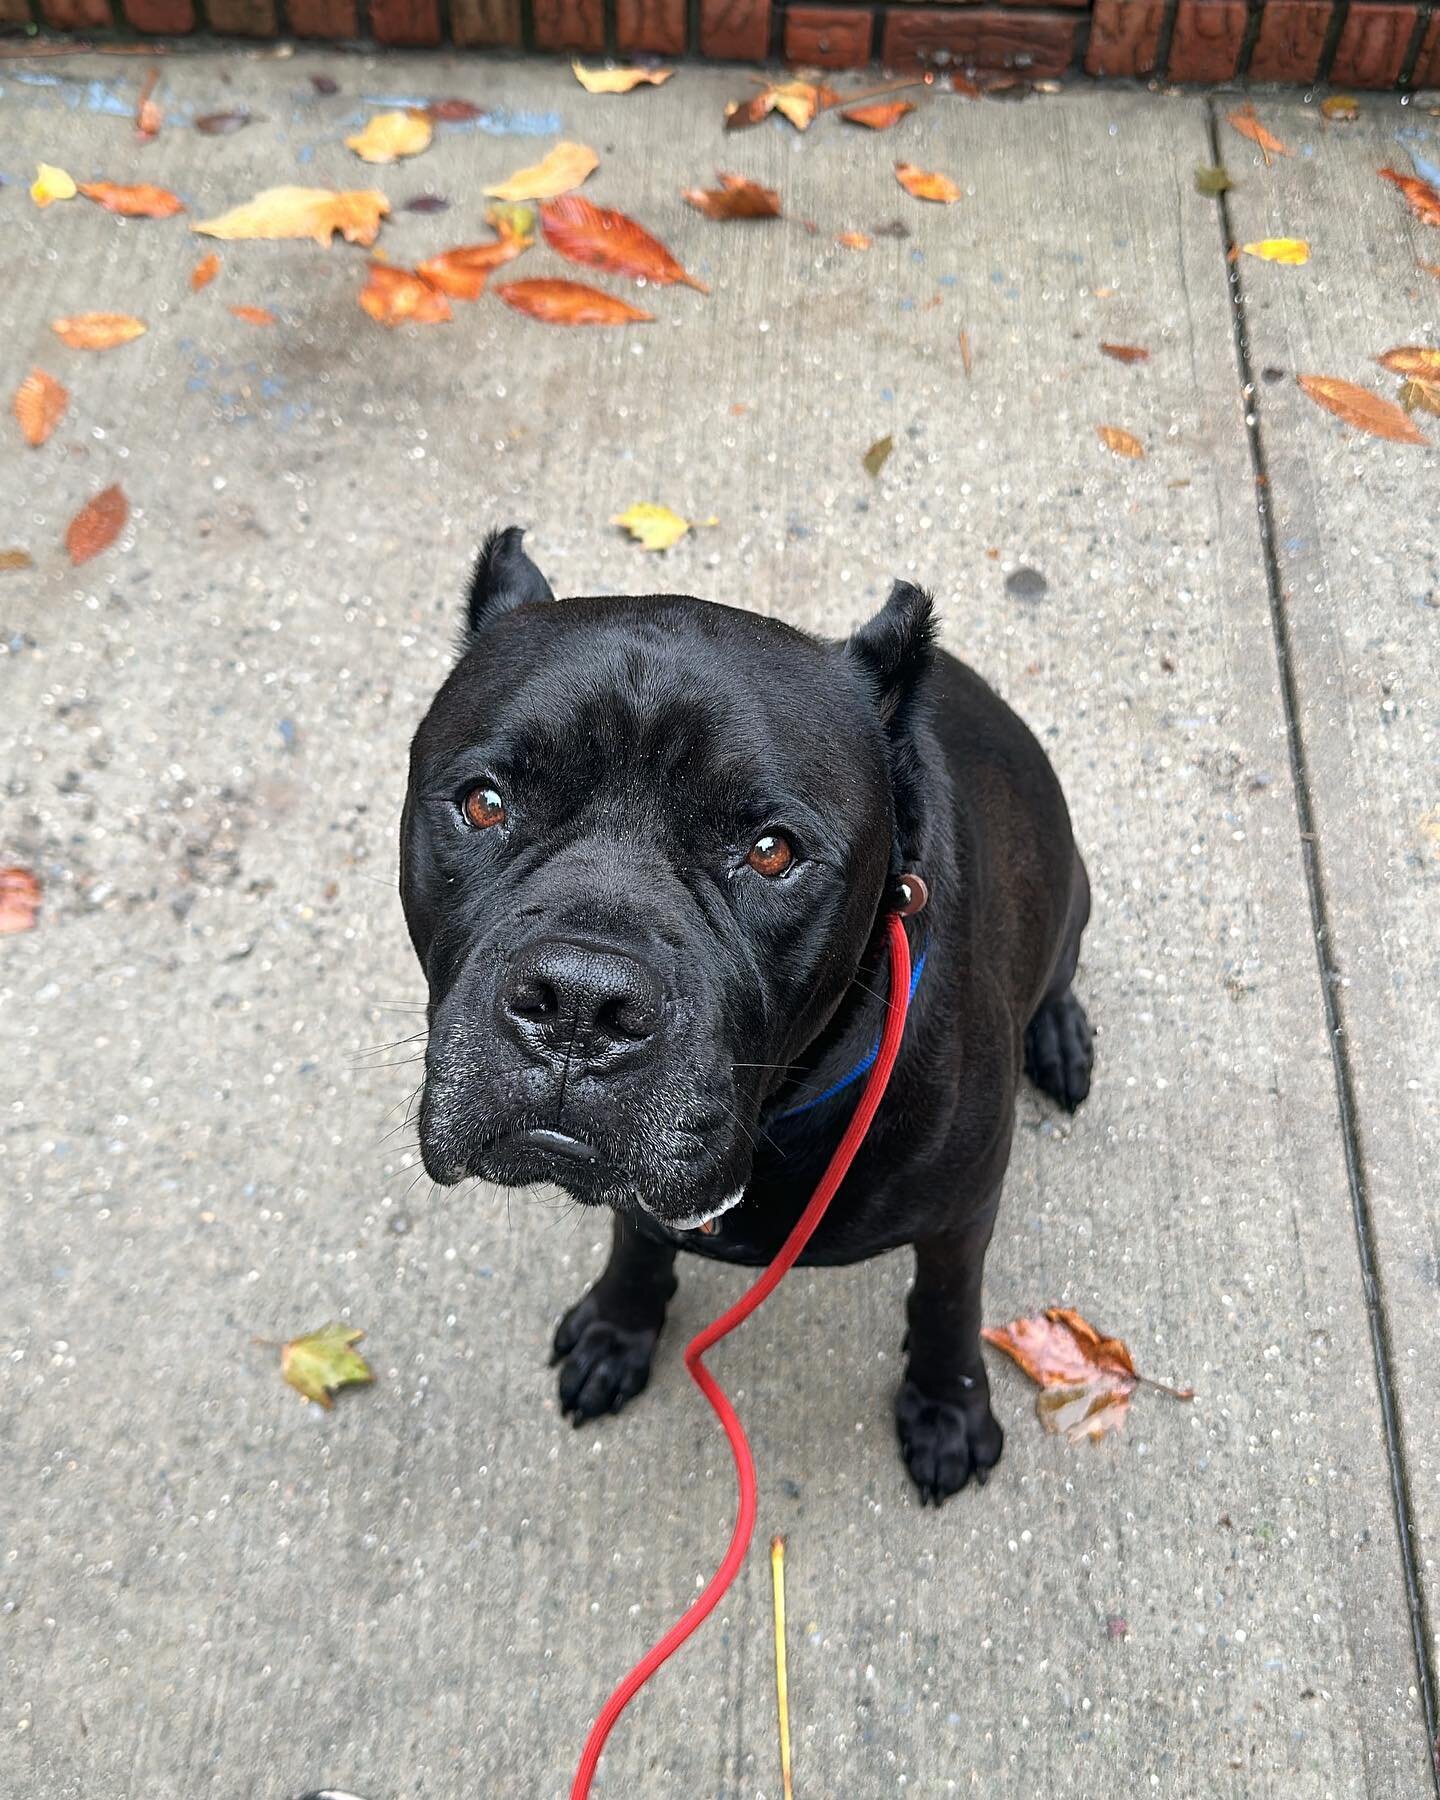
1134 1372 1196 1402
771 1536 794 1800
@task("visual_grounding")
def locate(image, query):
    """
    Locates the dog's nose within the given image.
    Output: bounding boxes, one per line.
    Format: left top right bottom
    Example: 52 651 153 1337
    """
497 938 663 1068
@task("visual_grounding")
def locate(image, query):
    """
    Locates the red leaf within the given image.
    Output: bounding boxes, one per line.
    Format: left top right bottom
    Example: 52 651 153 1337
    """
66 484 128 566
77 180 184 218
358 265 452 327
540 195 707 293
681 173 781 220
0 867 42 936
1379 166 1440 228
496 278 654 326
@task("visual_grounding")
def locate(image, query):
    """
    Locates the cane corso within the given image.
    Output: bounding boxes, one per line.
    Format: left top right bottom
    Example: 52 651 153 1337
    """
399 529 1093 1503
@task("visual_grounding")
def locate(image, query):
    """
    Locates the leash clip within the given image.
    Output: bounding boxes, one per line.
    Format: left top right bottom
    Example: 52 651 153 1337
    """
895 871 929 917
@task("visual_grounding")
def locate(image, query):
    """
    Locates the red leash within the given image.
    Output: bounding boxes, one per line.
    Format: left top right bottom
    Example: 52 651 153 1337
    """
570 911 915 1797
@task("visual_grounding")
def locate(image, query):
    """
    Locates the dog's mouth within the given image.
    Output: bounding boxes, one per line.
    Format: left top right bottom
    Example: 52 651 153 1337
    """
457 1122 746 1234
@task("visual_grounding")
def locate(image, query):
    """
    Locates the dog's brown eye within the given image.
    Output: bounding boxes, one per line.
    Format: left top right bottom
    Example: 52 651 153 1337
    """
464 786 506 830
746 833 794 878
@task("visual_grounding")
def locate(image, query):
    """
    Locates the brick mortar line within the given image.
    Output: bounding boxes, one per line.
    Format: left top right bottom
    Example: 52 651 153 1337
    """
1203 91 1440 1800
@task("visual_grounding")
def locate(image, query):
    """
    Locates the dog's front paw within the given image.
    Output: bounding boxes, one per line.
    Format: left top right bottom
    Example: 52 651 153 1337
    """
895 1378 1003 1505
551 1293 658 1425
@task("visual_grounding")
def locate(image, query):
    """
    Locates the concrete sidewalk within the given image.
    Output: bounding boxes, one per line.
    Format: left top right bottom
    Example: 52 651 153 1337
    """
2 48 1438 1800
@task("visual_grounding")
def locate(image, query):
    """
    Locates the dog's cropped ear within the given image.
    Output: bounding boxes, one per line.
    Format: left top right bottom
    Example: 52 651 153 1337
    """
845 580 937 875
461 526 554 651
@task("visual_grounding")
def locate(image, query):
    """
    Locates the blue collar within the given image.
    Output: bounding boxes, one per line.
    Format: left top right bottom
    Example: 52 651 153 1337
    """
766 943 928 1127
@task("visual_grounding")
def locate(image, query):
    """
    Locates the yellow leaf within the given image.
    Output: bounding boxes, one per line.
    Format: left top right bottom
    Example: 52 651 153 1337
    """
194 186 390 247
345 109 433 164
572 60 673 93
484 141 599 202
1096 424 1145 459
1377 347 1440 378
279 1321 375 1408
1241 238 1310 265
612 503 712 551
895 162 961 204
31 163 77 208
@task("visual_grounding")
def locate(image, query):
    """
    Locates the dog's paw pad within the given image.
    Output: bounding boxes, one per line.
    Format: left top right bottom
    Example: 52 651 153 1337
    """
1024 988 1093 1113
895 1378 1003 1506
554 1315 658 1424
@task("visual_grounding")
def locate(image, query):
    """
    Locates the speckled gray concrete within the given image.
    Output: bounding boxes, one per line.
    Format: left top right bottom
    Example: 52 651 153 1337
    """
1 54 1436 1800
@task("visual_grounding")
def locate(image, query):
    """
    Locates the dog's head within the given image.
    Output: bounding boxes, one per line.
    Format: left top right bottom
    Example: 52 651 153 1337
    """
399 527 933 1231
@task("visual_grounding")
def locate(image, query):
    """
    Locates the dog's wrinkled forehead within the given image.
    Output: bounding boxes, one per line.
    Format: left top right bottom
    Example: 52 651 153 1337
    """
415 596 887 831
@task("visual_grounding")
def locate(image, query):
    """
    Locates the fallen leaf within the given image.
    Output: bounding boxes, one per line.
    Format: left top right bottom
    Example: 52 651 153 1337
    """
895 161 960 204
78 180 184 218
1421 262 1440 280
194 186 390 247
1377 347 1440 378
836 230 871 250
416 212 533 299
983 1306 1193 1446
1241 237 1309 265
1297 374 1429 445
959 328 973 378
1227 104 1292 161
484 141 598 201
725 78 836 133
1399 377 1440 417
51 313 147 350
14 369 69 447
771 1535 793 1794
1194 164 1233 197
401 193 450 213
0 867 42 936
1321 94 1359 122
424 97 483 122
310 73 339 95
31 162 77 208
358 264 452 327
66 483 128 565
1096 424 1145 459
842 100 915 130
863 433 893 477
229 304 275 325
195 109 252 135
681 172 781 220
0 549 36 573
1379 167 1440 228
136 65 161 141
497 278 653 326
1100 342 1150 364
279 1321 375 1408
190 251 220 291
613 502 712 550
540 194 707 292
346 108 433 164
572 60 673 93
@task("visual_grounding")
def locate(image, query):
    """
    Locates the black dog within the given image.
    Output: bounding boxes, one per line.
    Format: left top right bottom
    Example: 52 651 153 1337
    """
400 529 1092 1503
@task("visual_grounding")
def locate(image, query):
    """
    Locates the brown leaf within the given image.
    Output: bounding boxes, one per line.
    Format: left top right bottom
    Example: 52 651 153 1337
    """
424 97 483 121
1096 424 1145 459
1296 373 1429 445
358 264 452 327
572 61 673 94
725 79 835 133
194 186 390 248
1100 342 1150 364
894 161 960 204
540 195 707 293
984 1307 1194 1447
497 278 654 326
77 179 184 218
1399 377 1440 418
50 313 147 350
0 549 35 573
959 328 973 379
229 304 275 325
1376 346 1440 378
484 141 598 202
1227 104 1292 161
190 251 220 291
1379 167 1440 227
66 483 128 566
842 100 915 130
14 369 68 447
0 867 42 936
311 74 340 95
135 64 161 141
402 193 450 214
681 172 781 221
863 433 893 478
195 109 252 135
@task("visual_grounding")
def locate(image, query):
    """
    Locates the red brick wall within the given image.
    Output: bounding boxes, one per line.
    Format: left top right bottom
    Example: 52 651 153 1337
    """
3 0 1436 91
